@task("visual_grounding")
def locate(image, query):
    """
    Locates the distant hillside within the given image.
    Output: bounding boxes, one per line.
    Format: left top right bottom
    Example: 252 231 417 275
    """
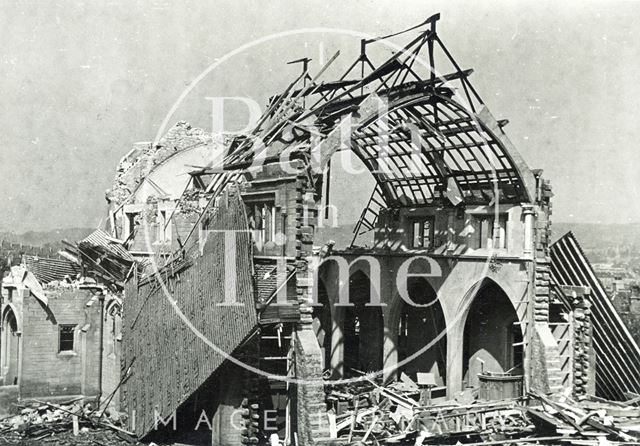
0 227 94 248
0 222 637 258
552 223 640 249
553 222 640 265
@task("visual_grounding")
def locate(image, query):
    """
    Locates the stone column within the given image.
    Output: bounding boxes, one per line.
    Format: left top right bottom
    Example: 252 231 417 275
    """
329 309 344 379
445 319 465 397
522 204 534 258
382 305 398 385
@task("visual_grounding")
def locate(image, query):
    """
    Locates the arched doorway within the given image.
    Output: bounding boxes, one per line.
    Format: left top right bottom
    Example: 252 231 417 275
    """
1 308 19 386
343 271 383 377
462 280 523 388
311 279 332 372
397 279 447 387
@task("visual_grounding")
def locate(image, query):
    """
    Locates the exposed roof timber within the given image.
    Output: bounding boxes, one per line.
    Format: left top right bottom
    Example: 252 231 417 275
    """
372 120 464 204
285 79 360 98
174 15 541 255
310 70 473 120
225 18 474 170
298 28 439 121
282 67 472 105
477 106 537 203
217 91 533 207
342 92 532 205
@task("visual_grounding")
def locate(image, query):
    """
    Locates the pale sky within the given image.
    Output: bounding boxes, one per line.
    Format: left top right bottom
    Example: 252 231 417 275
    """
1 0 639 232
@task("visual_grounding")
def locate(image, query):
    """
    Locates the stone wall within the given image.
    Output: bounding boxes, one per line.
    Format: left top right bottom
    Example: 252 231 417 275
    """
19 288 102 400
293 330 330 445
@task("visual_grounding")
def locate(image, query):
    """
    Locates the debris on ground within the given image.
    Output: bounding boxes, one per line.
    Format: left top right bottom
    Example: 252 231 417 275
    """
0 400 136 446
2 382 640 445
325 375 640 445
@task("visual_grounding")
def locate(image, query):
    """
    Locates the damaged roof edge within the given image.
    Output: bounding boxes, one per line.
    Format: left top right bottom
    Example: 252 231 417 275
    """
477 106 538 204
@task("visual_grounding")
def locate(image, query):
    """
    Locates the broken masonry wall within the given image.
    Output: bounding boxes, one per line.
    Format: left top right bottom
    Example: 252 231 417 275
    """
529 174 565 394
105 122 216 209
291 165 331 445
106 122 227 254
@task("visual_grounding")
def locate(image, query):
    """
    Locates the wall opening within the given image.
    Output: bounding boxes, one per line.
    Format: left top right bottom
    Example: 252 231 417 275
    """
244 194 277 253
343 271 383 377
397 278 447 387
58 324 76 353
462 280 522 388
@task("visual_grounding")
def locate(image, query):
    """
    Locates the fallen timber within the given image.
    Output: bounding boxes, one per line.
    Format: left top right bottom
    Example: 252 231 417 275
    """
324 375 640 445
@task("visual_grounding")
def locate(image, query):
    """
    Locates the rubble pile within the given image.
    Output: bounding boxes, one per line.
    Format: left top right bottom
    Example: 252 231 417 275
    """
525 391 640 444
325 376 640 445
0 400 135 446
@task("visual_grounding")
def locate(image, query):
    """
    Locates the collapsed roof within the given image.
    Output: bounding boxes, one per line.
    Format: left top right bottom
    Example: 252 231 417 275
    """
194 13 537 212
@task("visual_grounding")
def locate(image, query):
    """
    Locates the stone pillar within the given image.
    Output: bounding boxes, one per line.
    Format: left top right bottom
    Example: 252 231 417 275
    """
382 306 398 385
445 319 465 397
329 308 344 379
528 175 557 392
522 204 534 258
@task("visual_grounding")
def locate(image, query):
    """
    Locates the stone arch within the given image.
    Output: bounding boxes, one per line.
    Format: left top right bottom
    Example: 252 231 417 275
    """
1 303 20 331
455 274 523 326
1 306 20 386
460 278 523 388
388 278 448 386
315 254 383 308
